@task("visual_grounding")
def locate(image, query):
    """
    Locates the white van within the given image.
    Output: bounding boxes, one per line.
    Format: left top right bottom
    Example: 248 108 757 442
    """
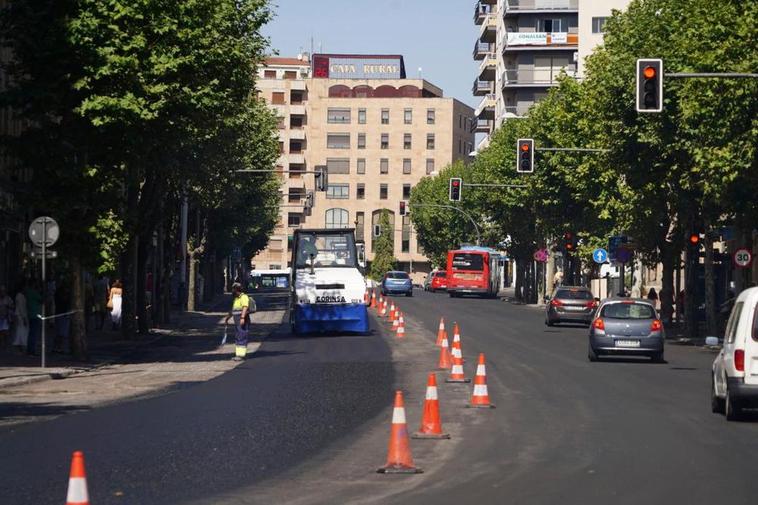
709 286 758 420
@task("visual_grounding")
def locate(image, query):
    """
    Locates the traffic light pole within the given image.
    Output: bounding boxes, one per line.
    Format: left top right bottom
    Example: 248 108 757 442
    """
410 203 481 246
665 72 758 79
462 183 528 188
535 147 610 153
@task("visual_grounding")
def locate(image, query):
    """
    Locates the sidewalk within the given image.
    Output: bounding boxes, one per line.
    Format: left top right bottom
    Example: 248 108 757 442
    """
0 296 285 427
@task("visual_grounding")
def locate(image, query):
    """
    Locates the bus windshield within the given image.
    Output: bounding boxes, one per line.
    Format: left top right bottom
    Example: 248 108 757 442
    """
295 232 357 269
451 252 484 271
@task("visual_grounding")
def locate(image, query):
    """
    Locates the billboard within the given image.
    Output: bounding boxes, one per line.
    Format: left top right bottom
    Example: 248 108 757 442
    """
312 54 405 79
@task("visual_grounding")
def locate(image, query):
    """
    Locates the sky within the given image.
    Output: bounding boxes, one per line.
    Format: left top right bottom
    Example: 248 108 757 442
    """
262 0 478 108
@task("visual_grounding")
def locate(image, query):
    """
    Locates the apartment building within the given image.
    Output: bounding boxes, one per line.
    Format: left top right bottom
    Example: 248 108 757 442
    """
252 54 475 278
250 55 311 271
474 0 580 147
577 0 631 76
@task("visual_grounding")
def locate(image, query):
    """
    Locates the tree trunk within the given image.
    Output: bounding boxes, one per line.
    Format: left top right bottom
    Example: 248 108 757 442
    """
704 228 718 337
685 244 698 339
660 242 676 324
69 253 88 360
188 251 197 312
136 236 149 334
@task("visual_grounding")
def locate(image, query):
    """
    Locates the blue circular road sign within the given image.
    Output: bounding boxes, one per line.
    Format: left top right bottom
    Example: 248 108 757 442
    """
592 248 608 264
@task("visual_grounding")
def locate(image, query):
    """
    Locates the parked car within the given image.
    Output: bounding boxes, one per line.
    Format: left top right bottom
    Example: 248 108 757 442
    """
429 271 448 292
708 286 758 421
382 271 413 297
588 298 664 362
545 286 598 326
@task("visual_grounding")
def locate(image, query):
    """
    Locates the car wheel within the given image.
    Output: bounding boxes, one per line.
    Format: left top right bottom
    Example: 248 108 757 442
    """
406 291 413 297
725 387 742 421
588 345 598 362
545 319 554 327
651 351 664 363
711 375 725 414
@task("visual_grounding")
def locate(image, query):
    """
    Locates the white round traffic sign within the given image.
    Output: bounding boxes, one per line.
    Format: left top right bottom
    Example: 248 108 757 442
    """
28 216 60 248
734 248 752 268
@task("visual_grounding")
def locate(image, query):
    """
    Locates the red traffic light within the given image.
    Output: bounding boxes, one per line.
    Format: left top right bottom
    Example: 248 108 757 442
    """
452 180 460 187
689 234 700 245
643 66 656 79
520 143 530 152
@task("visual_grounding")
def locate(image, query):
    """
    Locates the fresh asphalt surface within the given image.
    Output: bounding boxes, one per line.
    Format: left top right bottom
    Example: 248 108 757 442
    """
3 289 758 504
0 310 393 504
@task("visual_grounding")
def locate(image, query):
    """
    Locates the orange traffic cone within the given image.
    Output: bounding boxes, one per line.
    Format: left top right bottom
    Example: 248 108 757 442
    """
66 451 90 505
413 373 450 439
370 290 377 308
377 391 423 474
435 318 446 346
437 332 452 370
392 312 400 330
468 353 495 408
395 312 406 338
380 299 387 317
446 337 470 383
389 302 397 322
451 324 465 363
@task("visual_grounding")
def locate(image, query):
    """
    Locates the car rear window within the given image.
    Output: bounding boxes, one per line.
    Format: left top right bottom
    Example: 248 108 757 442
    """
451 253 484 271
601 302 656 319
555 289 592 300
386 272 409 279
434 272 446 278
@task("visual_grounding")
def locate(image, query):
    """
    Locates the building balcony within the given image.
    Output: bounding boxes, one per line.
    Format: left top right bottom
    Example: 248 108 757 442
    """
289 80 307 91
288 128 306 140
502 105 531 118
501 68 571 87
473 41 494 60
474 2 494 24
475 94 496 119
289 104 306 116
472 78 494 96
504 0 578 15
503 32 578 51
477 53 497 81
471 118 494 133
478 14 497 43
287 153 305 164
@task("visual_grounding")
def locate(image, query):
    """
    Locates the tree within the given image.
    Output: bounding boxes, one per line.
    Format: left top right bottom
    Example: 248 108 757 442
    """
369 210 397 280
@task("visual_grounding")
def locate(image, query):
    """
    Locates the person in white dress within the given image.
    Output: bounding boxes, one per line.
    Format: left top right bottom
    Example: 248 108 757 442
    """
12 282 29 352
108 279 123 330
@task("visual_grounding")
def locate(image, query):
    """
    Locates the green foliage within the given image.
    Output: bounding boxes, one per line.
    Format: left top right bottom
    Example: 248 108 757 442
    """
90 211 128 275
369 210 396 280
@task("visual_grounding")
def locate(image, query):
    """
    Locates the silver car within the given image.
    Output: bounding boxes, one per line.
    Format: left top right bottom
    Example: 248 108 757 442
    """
545 286 598 326
588 298 664 362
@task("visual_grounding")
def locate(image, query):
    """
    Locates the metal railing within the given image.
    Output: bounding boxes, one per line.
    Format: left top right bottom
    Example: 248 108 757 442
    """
505 0 578 11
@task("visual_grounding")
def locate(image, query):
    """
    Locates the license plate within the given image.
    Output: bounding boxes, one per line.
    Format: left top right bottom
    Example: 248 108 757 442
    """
564 306 584 312
615 339 640 348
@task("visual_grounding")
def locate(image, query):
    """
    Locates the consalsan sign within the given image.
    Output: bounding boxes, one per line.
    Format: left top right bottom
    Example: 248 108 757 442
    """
312 54 406 79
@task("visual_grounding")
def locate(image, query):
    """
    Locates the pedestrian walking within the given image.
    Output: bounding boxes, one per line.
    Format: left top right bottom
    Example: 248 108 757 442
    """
11 281 28 352
225 282 255 361
553 270 564 289
108 279 123 330
25 281 42 355
0 285 14 349
647 287 659 309
53 277 71 353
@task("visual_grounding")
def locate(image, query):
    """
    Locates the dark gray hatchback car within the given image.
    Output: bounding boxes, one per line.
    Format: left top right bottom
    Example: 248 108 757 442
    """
545 286 598 326
588 298 664 362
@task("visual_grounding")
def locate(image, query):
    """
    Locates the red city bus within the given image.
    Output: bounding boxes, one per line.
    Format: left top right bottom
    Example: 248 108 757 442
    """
446 247 502 298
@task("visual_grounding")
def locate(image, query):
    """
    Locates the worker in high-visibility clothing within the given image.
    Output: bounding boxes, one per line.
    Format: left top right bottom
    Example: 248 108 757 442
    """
226 282 255 360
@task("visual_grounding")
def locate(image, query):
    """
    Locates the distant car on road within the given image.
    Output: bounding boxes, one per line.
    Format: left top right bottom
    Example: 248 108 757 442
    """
381 271 413 297
545 286 597 326
709 286 758 421
588 298 664 362
427 271 448 292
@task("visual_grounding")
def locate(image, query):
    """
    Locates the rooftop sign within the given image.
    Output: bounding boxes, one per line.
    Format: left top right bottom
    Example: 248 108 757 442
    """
313 54 406 79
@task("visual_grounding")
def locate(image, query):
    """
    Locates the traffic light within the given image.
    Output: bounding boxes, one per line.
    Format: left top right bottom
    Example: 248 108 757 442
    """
449 177 462 202
315 165 328 192
516 138 534 173
563 232 576 253
636 58 663 113
688 233 701 247
399 201 407 217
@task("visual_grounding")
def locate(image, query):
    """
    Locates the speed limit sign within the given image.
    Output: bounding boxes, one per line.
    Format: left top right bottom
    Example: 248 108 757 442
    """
734 248 752 268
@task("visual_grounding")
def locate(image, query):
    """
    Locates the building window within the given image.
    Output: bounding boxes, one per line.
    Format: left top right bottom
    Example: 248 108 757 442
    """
401 240 410 253
356 212 365 241
381 108 389 124
404 133 412 149
357 133 366 149
381 133 389 149
402 184 411 199
592 16 609 33
458 139 462 154
290 91 304 104
327 133 350 149
358 108 366 124
283 70 297 80
403 159 411 174
538 18 562 32
401 215 411 253
290 115 304 129
269 239 284 251
426 158 435 174
326 183 349 199
264 70 276 79
357 183 365 200
380 158 389 174
325 208 349 229
289 140 304 153
357 158 366 174
458 114 462 128
427 108 435 124
327 108 351 124
288 213 302 227
272 91 285 105
326 158 350 174
426 133 435 149
380 184 388 199
404 108 412 124
276 116 286 129
371 210 395 252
